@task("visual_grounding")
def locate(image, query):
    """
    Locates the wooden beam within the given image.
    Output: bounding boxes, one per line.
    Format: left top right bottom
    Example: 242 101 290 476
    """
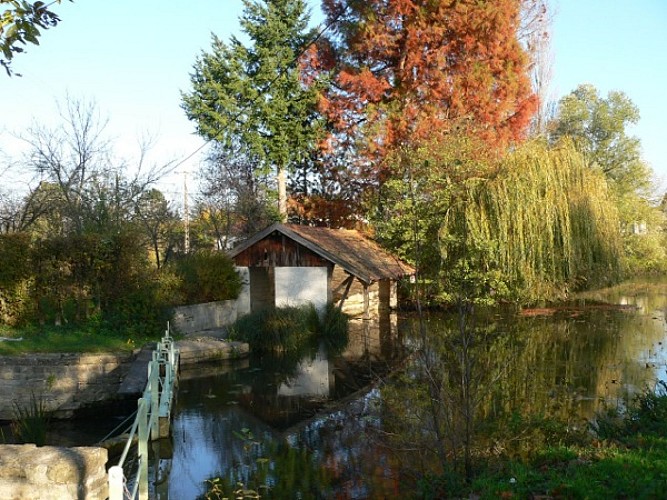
337 274 355 310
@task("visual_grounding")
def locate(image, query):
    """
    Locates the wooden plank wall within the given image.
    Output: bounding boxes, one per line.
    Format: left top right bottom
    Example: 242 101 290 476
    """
234 233 330 268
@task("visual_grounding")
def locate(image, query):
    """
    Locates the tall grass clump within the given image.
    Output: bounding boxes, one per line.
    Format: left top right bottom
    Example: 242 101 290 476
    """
11 392 51 446
229 303 349 353
318 303 349 352
592 381 667 440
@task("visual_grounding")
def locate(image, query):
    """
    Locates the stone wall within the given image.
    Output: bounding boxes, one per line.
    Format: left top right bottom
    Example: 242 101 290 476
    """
171 267 251 335
0 444 108 500
172 300 239 335
0 352 134 420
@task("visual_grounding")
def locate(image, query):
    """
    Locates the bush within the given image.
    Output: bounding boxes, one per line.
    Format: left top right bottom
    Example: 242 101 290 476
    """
593 382 667 440
0 233 33 325
229 303 349 354
229 305 318 353
171 251 241 305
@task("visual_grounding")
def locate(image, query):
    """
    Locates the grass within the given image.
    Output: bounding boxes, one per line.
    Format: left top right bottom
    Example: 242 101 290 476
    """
467 439 667 499
0 322 154 355
423 387 667 499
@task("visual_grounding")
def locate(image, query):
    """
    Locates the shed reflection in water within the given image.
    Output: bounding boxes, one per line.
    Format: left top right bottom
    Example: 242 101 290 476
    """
163 315 403 499
161 283 667 499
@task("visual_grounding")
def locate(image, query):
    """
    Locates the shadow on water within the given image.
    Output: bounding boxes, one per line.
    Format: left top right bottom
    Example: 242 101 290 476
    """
25 281 660 499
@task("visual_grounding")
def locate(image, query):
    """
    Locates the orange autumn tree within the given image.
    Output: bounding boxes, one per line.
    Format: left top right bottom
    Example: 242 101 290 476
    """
320 0 537 176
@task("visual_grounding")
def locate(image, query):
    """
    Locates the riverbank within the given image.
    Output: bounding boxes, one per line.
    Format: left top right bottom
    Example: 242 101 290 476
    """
0 334 249 424
459 389 667 499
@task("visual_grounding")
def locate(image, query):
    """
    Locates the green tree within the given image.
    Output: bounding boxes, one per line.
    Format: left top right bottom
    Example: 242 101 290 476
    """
549 84 651 193
549 84 666 275
134 188 180 269
182 0 322 219
1 0 70 76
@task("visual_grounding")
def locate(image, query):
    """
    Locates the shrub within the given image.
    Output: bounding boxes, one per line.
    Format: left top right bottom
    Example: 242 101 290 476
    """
0 233 33 325
319 303 349 352
229 305 317 353
171 251 241 305
591 382 667 440
229 303 349 354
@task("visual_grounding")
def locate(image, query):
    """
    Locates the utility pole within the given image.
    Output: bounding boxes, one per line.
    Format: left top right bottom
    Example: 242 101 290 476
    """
183 171 190 254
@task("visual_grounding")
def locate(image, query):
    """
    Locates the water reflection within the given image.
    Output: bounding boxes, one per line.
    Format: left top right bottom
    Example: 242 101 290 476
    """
162 283 667 498
163 315 404 499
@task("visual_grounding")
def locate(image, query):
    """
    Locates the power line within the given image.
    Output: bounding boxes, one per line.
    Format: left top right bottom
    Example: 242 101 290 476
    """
166 3 348 172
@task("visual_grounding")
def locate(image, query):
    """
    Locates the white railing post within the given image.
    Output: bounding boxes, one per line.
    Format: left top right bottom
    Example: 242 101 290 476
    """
138 398 149 500
108 465 124 500
150 354 159 440
107 326 180 498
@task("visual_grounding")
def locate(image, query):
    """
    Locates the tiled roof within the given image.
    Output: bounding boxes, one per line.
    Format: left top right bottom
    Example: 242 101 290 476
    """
229 223 415 284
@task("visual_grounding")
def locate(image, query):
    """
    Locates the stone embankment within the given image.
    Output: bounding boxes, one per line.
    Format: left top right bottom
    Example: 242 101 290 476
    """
0 445 108 500
118 335 249 395
0 352 134 421
0 332 249 499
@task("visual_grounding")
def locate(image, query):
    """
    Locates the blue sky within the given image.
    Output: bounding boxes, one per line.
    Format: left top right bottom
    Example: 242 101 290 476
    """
1 0 666 201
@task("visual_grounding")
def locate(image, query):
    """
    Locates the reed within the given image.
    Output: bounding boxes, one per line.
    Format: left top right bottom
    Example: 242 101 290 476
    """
11 392 51 446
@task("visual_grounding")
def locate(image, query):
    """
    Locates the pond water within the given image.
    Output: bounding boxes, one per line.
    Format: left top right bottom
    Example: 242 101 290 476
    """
152 281 667 499
7 281 665 497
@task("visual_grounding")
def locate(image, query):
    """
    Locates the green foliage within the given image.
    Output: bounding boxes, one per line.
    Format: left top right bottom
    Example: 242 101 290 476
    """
182 0 323 216
171 250 241 305
441 141 623 302
0 0 70 76
10 392 50 446
592 382 667 440
372 134 493 301
412 389 667 499
229 304 318 353
228 303 348 354
0 227 182 339
318 302 349 351
0 232 31 284
0 232 32 325
548 84 667 276
549 84 649 192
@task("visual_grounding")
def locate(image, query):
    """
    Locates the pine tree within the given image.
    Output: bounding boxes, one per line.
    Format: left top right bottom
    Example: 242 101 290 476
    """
182 0 322 219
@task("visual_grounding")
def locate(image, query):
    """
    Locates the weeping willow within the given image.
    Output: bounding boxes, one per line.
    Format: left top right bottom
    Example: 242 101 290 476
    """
440 140 622 302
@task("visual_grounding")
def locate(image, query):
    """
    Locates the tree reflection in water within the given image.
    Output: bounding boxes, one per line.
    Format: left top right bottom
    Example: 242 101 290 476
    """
163 283 667 498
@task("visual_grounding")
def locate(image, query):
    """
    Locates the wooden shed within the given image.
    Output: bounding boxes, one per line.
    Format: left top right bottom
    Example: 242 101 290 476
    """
229 223 415 318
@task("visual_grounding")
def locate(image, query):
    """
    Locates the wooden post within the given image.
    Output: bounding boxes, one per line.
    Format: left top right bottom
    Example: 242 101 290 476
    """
336 274 354 310
160 359 172 438
363 281 370 320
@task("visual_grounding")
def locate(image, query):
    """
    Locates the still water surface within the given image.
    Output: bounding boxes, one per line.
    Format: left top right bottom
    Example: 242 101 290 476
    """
155 282 667 499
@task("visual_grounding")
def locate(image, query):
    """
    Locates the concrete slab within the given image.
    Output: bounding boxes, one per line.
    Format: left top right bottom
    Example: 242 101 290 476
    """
117 347 153 396
177 338 249 367
117 337 250 396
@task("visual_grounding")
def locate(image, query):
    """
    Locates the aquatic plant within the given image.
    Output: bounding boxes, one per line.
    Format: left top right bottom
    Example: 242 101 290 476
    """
10 392 51 446
228 303 349 354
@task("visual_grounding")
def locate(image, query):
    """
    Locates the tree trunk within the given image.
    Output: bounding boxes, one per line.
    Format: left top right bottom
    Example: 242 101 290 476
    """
278 165 287 221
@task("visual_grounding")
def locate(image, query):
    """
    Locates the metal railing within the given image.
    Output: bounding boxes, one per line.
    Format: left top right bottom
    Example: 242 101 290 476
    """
108 328 179 500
